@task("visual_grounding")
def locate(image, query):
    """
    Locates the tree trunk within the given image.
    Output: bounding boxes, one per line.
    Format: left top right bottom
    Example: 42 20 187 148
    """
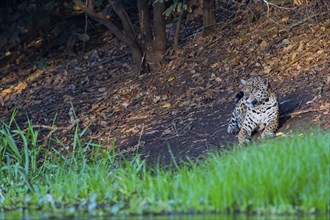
87 0 94 9
137 0 152 45
152 0 167 67
203 0 216 27
173 9 187 51
111 0 136 39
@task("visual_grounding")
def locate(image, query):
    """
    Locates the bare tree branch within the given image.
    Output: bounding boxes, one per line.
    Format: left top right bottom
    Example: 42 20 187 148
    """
73 0 143 71
111 0 136 38
261 0 297 14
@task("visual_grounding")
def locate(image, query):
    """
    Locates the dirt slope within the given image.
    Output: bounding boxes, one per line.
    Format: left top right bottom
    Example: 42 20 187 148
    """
0 9 329 163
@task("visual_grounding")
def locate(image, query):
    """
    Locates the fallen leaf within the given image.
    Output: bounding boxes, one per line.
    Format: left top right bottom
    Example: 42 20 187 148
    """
281 17 289 23
282 39 290 46
260 40 268 48
291 52 297 60
162 103 171 108
63 95 74 103
285 124 291 130
98 87 107 92
162 128 172 135
153 96 161 103
297 42 304 51
284 44 293 51
275 132 286 137
320 102 330 110
210 63 218 68
192 73 201 78
264 66 271 74
306 56 314 62
232 56 240 65
122 101 130 108
179 100 190 107
168 76 175 82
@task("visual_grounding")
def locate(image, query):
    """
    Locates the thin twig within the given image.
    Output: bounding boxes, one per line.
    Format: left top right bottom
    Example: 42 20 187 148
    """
173 0 187 51
280 108 319 119
289 11 327 30
137 124 145 150
260 0 296 28
81 0 89 59
262 0 297 13
31 124 73 131
11 124 74 140
139 50 146 74
167 144 179 169
172 121 180 137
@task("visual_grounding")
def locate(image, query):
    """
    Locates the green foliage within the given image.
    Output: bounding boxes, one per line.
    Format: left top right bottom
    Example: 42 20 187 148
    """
37 60 49 69
103 6 113 16
0 116 329 217
95 0 105 7
161 0 189 16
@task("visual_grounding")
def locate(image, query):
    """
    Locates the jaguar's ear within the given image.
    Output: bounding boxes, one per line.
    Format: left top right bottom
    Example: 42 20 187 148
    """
263 78 269 87
240 79 247 85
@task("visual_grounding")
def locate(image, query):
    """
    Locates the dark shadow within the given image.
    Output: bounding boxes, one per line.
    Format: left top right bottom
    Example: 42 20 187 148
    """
278 89 315 128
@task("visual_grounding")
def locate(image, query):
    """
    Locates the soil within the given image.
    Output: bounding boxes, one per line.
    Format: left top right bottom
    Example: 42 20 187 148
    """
0 6 329 164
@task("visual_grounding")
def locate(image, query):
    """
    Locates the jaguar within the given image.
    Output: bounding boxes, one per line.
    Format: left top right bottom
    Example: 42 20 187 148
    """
227 76 279 145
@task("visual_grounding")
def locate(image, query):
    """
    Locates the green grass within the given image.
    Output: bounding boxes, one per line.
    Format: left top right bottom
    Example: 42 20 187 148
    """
0 115 329 218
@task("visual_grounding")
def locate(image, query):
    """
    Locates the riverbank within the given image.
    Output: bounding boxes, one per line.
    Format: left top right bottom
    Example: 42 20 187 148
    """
0 121 329 218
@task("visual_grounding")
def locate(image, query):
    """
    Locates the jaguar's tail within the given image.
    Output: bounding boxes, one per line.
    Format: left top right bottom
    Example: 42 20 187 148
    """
234 91 244 103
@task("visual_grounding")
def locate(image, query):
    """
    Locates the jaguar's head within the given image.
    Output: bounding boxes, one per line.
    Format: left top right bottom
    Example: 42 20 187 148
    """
241 76 270 108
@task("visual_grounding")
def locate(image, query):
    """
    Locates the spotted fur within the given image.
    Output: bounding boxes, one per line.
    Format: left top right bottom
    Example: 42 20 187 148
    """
227 76 279 145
